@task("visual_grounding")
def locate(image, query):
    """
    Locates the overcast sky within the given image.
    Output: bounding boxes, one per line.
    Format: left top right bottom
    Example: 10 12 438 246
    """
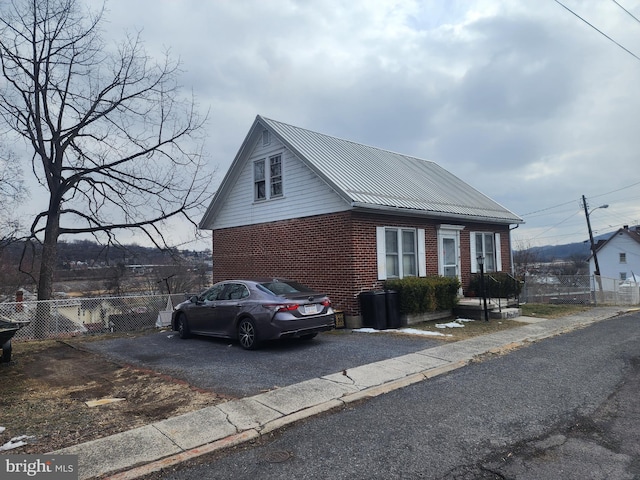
30 0 640 250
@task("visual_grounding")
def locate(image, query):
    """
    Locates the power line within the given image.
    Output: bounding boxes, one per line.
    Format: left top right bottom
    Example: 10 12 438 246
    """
611 0 640 25
553 0 640 62
590 179 640 199
519 199 577 217
522 178 640 219
528 208 582 240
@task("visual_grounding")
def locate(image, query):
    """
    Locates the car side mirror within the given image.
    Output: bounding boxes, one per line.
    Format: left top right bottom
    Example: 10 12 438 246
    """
190 295 199 303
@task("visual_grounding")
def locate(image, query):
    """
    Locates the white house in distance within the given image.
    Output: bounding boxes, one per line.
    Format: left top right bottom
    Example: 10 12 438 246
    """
590 225 640 283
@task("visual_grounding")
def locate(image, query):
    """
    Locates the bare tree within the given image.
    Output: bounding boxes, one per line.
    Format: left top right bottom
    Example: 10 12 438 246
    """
0 147 26 250
512 239 540 277
0 0 211 302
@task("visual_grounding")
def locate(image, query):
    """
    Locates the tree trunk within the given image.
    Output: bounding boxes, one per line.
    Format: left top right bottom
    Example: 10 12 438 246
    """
34 209 60 337
38 232 58 300
37 192 62 301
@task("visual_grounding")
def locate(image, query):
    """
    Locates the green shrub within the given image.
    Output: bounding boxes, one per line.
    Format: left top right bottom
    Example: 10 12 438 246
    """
467 272 522 298
384 276 460 314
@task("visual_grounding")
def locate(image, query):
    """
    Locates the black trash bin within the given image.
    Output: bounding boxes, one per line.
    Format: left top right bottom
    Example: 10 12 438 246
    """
385 290 401 329
359 290 387 330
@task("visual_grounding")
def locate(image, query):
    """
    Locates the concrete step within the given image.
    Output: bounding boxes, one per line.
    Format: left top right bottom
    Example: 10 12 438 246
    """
490 307 522 320
454 302 521 321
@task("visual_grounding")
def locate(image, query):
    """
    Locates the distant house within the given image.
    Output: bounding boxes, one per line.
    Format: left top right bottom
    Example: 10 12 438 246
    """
200 115 523 324
590 225 640 283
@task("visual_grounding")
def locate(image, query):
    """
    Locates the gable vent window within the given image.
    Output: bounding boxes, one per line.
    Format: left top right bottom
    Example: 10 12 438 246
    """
262 129 270 146
620 253 627 263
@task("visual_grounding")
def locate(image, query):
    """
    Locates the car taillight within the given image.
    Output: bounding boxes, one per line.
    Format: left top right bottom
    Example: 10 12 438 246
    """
273 304 300 312
321 299 331 307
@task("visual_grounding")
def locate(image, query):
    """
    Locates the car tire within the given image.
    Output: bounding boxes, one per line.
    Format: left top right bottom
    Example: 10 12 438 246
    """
177 315 190 339
238 318 259 350
300 333 318 341
1 340 12 363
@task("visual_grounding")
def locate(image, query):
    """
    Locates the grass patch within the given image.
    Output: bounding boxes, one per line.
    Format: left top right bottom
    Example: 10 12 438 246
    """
400 318 526 342
520 303 591 319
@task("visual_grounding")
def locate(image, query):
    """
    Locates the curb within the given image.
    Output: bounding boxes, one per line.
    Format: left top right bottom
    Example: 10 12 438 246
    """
104 360 472 480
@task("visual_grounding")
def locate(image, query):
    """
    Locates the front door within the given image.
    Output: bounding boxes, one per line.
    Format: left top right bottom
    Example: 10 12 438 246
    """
437 226 463 285
442 236 458 278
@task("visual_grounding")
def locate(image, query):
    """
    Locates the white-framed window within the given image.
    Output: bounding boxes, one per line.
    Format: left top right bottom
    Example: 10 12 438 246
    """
620 253 627 263
253 154 283 201
376 227 426 280
620 272 627 281
262 129 270 146
470 232 502 273
254 159 266 201
270 155 283 197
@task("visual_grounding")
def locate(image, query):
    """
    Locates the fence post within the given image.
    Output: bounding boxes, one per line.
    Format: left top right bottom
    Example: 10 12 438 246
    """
15 290 23 312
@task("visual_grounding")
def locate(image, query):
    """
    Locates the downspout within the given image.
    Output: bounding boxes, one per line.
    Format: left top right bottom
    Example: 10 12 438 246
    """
509 224 519 276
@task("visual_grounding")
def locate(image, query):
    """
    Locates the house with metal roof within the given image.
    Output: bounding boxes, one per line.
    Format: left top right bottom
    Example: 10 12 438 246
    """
200 115 523 325
589 225 640 283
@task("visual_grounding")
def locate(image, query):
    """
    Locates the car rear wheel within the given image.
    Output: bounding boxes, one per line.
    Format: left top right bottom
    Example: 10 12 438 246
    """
238 318 258 350
177 315 190 339
1 340 11 363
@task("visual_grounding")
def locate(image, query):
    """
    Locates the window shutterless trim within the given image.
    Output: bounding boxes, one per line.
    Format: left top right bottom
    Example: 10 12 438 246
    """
253 159 266 201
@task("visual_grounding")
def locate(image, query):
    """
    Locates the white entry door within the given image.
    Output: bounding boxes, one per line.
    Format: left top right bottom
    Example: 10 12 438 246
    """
442 236 458 278
438 226 463 283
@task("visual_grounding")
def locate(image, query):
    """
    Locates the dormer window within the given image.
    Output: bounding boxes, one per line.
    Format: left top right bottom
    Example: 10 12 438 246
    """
254 154 283 201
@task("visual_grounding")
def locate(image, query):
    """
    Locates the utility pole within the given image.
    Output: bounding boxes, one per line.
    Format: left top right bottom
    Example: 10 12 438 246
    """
582 195 600 277
582 195 608 298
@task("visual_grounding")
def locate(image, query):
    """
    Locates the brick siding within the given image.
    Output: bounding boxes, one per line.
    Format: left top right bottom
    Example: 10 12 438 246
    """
212 211 512 316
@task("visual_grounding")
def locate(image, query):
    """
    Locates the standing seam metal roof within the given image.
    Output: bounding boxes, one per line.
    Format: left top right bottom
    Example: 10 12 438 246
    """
260 116 523 224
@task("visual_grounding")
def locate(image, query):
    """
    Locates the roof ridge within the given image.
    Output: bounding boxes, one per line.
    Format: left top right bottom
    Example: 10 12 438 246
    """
259 115 436 165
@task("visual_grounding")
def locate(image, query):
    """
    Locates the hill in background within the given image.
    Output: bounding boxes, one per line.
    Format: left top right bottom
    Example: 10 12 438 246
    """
518 231 613 262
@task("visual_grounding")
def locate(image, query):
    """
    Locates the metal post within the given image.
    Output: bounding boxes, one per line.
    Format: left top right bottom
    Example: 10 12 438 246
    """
478 255 489 322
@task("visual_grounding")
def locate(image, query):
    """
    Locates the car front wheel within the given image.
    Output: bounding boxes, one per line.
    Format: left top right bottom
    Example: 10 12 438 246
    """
238 318 259 350
177 315 190 339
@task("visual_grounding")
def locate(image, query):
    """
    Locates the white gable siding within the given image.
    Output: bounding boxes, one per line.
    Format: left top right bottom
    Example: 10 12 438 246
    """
212 137 351 229
591 231 640 281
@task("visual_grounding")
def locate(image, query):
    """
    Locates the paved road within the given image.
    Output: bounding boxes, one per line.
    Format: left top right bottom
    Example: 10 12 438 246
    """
136 311 640 479
83 329 443 397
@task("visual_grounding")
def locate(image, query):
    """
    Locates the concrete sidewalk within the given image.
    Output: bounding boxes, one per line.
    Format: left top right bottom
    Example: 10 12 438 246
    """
52 307 633 480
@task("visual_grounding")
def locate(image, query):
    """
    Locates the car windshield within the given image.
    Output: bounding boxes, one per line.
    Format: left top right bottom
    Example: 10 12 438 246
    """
259 280 314 296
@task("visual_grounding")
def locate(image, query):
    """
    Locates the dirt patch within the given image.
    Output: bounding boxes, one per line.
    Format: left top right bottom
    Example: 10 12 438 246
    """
0 339 227 454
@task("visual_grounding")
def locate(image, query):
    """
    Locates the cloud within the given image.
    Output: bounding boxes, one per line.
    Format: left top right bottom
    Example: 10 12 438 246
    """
14 0 640 249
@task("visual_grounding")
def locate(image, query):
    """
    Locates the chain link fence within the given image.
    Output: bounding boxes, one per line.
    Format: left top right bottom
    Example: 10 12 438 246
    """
521 275 640 306
3 276 638 342
1 294 189 341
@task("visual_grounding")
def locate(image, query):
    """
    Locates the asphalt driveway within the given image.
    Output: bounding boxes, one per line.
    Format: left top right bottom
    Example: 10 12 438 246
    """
82 329 443 398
